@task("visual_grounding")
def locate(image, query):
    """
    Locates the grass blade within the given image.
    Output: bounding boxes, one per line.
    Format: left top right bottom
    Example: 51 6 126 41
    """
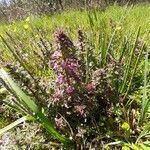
140 51 150 123
119 27 141 94
123 42 145 101
0 115 32 135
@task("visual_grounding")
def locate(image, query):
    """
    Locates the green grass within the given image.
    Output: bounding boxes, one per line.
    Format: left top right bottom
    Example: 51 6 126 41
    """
0 4 149 69
0 4 150 41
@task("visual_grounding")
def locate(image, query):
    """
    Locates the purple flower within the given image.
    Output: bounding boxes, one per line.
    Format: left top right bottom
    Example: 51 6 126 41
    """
66 86 74 95
74 105 86 116
55 117 65 129
62 59 77 71
53 62 59 70
62 58 81 81
56 73 65 84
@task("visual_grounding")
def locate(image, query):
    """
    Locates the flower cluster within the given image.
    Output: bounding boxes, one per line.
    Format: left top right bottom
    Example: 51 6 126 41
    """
51 30 83 107
49 29 122 142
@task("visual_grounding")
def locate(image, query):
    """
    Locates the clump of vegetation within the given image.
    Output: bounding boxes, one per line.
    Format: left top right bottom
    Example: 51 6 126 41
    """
0 2 150 149
0 23 150 149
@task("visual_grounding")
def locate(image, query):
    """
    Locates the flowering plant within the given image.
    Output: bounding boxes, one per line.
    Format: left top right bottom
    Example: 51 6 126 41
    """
1 28 146 148
47 29 126 146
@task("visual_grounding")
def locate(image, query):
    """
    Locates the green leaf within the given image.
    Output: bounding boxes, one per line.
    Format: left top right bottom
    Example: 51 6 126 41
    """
139 143 150 150
131 144 143 150
122 146 131 150
0 115 32 135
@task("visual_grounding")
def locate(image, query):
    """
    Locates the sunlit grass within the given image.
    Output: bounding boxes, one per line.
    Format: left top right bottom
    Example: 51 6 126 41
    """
0 4 149 40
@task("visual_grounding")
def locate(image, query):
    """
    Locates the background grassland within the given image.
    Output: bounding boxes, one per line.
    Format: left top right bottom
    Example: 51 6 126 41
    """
0 4 149 65
0 4 150 41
